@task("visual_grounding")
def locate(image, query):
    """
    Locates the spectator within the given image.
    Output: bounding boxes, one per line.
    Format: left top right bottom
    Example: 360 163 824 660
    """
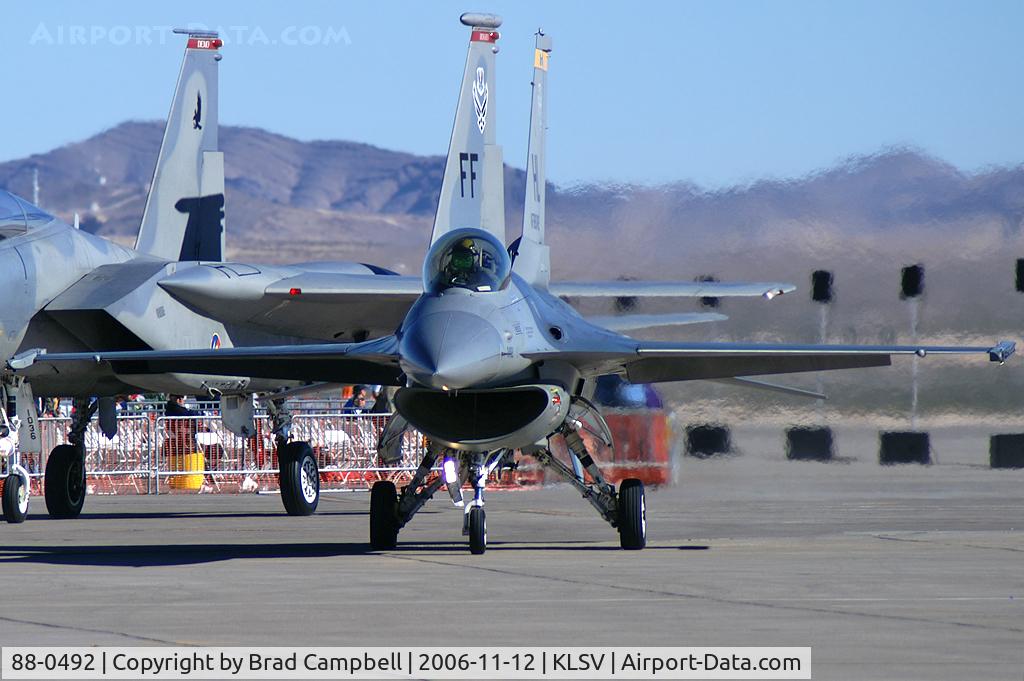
165 394 198 418
369 386 393 414
163 395 200 459
343 386 369 414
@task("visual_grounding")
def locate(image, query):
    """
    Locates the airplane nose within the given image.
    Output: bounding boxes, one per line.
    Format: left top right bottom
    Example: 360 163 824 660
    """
400 311 503 390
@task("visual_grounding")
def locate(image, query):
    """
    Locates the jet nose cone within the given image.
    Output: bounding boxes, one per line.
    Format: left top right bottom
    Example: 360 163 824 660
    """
400 311 503 390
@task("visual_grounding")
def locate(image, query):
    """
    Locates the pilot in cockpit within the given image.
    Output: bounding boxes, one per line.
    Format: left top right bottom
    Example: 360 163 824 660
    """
445 238 478 286
426 228 510 294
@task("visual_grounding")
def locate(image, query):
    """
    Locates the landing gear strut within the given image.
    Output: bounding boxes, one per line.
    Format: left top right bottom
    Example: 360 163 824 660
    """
45 397 95 519
369 442 442 550
266 398 319 515
367 442 515 554
1 378 33 523
530 422 648 550
460 451 508 554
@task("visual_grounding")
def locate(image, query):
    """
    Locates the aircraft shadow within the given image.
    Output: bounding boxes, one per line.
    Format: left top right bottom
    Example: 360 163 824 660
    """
31 510 367 520
0 542 374 567
0 541 709 567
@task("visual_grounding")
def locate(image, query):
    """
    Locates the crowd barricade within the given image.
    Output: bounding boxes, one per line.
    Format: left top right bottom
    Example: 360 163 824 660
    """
290 414 428 490
514 409 672 487
21 409 669 497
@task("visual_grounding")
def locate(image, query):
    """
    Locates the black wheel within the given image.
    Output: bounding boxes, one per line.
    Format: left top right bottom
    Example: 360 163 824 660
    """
45 444 86 519
468 506 487 555
617 478 646 550
2 475 29 524
278 442 318 516
369 480 399 550
277 445 297 515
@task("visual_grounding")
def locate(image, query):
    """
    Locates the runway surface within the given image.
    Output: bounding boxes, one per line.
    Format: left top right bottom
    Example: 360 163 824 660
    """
1 426 1022 680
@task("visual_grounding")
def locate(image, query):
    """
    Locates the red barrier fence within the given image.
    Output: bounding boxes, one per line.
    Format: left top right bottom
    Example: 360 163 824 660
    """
2 409 671 499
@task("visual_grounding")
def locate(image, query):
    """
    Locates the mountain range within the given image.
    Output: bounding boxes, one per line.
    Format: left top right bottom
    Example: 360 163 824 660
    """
2 122 1024 415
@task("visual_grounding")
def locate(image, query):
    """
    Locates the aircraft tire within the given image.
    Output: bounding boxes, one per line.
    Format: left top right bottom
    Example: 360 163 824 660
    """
468 506 487 555
369 480 399 550
277 445 297 515
2 474 28 524
279 442 318 516
44 444 86 519
617 478 646 550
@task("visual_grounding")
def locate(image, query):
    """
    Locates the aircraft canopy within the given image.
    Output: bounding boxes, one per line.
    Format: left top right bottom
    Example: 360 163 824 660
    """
0 190 54 238
424 227 511 294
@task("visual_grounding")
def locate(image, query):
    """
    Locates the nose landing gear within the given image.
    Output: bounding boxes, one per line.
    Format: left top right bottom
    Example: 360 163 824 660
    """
367 446 513 554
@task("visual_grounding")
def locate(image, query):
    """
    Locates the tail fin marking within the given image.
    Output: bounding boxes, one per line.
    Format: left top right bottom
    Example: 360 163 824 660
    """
135 29 225 262
429 14 505 247
513 31 553 288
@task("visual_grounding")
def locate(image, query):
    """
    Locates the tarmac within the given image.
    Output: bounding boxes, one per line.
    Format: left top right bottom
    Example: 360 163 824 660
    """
0 425 1021 680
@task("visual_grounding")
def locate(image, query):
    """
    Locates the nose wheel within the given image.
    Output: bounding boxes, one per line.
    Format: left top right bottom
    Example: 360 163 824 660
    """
2 473 29 524
467 506 487 554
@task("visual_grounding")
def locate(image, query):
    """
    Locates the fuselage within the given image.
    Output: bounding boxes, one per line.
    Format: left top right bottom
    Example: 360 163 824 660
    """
2 196 359 397
391 228 633 451
1 217 137 365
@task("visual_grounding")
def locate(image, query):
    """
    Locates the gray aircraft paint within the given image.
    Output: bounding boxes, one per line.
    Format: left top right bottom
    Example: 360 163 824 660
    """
513 32 553 289
430 14 505 247
136 31 224 262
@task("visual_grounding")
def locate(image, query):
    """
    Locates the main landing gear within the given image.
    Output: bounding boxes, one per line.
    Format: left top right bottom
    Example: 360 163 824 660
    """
44 397 96 519
537 422 647 549
267 398 319 516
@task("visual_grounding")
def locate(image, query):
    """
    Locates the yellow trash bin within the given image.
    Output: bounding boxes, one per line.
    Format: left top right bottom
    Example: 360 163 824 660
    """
169 452 205 490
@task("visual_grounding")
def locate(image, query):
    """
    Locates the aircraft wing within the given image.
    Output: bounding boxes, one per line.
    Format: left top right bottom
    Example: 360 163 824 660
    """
11 336 404 386
525 340 1016 383
262 273 422 298
158 268 422 341
584 312 727 332
549 281 795 299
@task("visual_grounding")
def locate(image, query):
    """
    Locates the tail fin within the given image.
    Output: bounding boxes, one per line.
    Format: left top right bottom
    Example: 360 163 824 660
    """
512 31 552 288
135 29 225 262
429 13 505 247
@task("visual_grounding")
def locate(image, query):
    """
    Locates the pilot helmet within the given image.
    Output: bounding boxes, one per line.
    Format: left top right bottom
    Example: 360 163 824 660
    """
449 238 477 273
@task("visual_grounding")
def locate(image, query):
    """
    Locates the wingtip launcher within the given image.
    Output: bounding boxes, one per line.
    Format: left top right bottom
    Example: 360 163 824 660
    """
988 340 1016 364
460 13 502 29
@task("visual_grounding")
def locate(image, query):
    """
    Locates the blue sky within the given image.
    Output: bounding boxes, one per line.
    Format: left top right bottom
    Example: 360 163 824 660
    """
3 1 1021 186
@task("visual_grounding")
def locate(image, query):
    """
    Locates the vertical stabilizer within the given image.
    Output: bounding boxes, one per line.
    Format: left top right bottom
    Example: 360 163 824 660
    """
135 29 225 262
430 14 505 247
513 31 552 288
